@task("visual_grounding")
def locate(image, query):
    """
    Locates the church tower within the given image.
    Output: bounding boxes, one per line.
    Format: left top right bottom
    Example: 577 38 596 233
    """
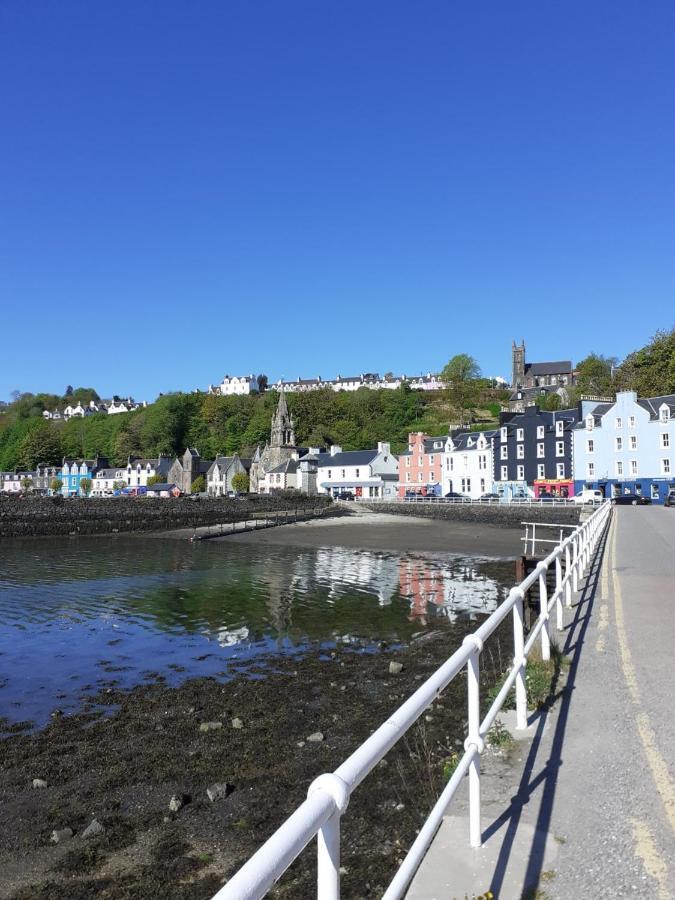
512 340 525 389
270 387 296 448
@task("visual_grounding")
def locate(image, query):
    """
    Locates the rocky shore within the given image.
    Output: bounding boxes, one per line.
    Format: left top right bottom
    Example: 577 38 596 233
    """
0 493 331 539
0 627 513 899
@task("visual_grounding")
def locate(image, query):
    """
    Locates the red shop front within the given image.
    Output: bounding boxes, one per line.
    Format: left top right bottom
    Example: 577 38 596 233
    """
534 479 575 499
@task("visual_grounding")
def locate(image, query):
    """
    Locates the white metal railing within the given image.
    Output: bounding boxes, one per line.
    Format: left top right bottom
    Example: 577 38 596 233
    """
354 495 584 507
521 521 578 556
212 501 612 900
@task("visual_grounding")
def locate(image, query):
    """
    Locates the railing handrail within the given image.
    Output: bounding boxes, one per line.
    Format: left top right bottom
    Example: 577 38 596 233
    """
212 501 612 900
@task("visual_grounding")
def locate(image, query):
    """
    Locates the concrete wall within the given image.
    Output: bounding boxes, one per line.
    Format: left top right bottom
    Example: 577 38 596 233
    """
360 501 580 527
0 494 331 538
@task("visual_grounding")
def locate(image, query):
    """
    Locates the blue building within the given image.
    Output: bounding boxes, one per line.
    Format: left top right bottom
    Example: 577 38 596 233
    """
61 456 108 496
572 392 675 503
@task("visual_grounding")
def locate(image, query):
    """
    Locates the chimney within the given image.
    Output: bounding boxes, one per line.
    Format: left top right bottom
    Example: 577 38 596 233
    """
330 445 342 457
377 441 390 455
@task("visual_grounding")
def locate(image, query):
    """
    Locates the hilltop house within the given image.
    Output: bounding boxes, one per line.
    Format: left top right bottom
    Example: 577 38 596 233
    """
508 341 576 411
208 375 259 396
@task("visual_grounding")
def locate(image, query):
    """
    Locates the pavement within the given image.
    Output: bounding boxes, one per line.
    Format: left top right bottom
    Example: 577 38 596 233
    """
406 506 675 899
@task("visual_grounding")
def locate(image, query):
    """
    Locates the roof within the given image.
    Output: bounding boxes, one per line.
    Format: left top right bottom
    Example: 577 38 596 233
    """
449 430 497 450
268 459 299 475
96 468 124 479
637 394 675 418
145 482 177 492
524 361 573 376
318 449 378 467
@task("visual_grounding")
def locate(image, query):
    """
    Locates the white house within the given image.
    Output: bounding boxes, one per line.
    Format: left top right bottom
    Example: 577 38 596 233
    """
262 458 300 493
316 443 399 498
207 455 251 496
208 375 259 396
124 455 173 488
91 467 128 496
442 430 496 499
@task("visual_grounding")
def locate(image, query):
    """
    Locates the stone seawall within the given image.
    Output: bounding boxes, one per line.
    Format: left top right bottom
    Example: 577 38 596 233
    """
359 501 580 527
0 494 332 539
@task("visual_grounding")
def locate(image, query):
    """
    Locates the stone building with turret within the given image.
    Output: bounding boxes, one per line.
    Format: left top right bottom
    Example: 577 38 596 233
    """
249 389 301 493
508 340 576 411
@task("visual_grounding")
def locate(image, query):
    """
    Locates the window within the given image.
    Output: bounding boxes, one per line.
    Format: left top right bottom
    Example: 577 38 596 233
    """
341 469 346 478
355 468 360 478
500 465 508 481
660 406 670 422
479 454 487 470
661 433 670 448
537 443 545 458
615 437 622 451
517 444 524 459
537 464 545 479
615 417 622 428
406 472 410 483
587 462 595 478
516 428 524 441
662 459 671 475
500 446 508 460
429 455 435 466
587 439 594 453
449 457 454 470
630 436 637 450
556 441 564 457
418 456 423 467
557 463 565 478
434 441 442 449
586 415 594 431
537 426 545 439
480 478 485 492
616 461 623 476
328 470 332 478
629 416 636 428
418 472 423 482
500 427 507 442
556 420 564 436
462 455 468 469
517 465 525 480
630 460 638 476
405 457 410 467
429 473 435 483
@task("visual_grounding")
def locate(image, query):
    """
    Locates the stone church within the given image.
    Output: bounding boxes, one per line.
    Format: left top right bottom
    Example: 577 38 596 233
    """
508 340 576 411
249 388 300 493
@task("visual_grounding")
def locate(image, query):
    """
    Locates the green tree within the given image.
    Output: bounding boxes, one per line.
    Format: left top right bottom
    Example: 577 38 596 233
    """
441 354 482 423
79 477 92 497
17 422 63 468
147 474 165 486
191 475 206 494
50 477 63 493
231 471 249 493
113 480 127 491
20 476 33 493
614 328 675 396
574 353 615 397
537 392 562 411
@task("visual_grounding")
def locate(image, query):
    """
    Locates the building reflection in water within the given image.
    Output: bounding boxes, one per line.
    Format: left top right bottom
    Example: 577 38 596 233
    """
248 546 502 640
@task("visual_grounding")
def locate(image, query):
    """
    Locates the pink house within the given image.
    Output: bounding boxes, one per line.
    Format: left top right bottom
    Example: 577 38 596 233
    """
397 432 445 496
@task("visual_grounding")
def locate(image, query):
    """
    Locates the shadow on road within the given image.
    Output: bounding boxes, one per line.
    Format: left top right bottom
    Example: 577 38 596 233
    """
481 520 610 898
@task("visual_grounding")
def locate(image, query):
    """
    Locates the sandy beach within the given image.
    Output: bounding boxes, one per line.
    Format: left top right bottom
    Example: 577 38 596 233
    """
218 510 524 558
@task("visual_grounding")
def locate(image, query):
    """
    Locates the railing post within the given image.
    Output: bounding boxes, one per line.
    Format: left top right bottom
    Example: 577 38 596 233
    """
555 553 563 630
572 536 579 592
308 774 350 900
538 566 550 661
564 542 572 607
512 589 527 730
463 636 484 848
531 522 536 557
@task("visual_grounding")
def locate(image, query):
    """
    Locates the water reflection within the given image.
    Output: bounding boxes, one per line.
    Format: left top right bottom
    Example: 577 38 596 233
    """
0 536 514 728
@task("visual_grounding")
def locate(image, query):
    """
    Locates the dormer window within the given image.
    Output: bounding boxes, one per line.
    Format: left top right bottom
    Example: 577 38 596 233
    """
516 428 524 441
500 427 507 442
586 415 594 431
556 420 564 436
660 405 670 422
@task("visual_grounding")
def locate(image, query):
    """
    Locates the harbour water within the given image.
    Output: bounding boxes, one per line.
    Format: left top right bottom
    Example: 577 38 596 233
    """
0 535 515 730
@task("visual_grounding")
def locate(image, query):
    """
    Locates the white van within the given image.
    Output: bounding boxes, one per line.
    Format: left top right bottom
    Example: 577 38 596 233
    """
573 489 604 505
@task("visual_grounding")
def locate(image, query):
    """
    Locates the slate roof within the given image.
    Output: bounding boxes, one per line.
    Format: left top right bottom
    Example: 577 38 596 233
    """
524 361 573 376
449 430 497 450
145 483 177 492
638 394 675 418
268 459 299 475
317 449 378 467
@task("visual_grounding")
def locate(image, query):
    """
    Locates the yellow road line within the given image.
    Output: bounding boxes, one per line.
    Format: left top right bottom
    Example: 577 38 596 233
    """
629 818 670 900
610 517 675 834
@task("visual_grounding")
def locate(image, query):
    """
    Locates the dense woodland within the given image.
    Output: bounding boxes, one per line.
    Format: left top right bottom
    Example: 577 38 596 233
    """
1 330 673 472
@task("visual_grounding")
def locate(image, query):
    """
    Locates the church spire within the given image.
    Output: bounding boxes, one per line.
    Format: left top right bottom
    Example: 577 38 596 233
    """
271 387 296 448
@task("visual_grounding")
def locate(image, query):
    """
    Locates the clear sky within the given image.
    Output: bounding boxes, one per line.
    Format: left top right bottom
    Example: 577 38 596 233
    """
1 1 674 401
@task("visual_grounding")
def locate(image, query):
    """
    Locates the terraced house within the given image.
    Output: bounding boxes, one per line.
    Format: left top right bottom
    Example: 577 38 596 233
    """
60 457 109 496
573 391 675 503
442 430 496 499
397 432 445 497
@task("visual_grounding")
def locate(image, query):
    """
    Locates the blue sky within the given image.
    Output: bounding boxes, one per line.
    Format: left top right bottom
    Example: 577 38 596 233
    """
1 1 674 401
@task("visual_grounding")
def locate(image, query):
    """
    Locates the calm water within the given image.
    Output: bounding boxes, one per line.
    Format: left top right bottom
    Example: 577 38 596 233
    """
0 536 515 729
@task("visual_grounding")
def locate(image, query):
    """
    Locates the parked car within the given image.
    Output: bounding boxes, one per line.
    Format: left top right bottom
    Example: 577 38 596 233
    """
611 493 652 506
573 489 605 505
336 491 355 501
478 493 501 502
444 491 469 501
663 489 675 507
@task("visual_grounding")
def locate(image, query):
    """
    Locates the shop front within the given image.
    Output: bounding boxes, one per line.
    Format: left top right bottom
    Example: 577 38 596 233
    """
533 478 574 499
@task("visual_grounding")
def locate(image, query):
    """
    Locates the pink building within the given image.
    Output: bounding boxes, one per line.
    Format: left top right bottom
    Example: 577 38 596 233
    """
397 432 445 497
